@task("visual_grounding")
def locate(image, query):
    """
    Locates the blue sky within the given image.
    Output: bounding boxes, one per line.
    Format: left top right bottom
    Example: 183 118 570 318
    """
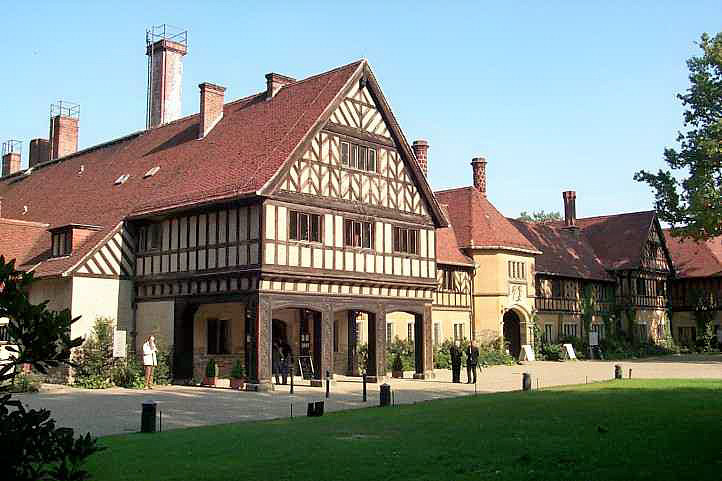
1 1 719 218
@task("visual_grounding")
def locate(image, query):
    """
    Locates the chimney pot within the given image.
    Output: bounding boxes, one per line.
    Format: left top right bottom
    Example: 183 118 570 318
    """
265 72 296 99
2 140 22 177
412 140 429 177
562 190 577 228
146 29 188 128
29 138 50 167
198 82 226 139
471 156 487 195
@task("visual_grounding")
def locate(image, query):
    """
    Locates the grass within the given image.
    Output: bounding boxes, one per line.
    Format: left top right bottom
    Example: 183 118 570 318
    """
86 379 722 481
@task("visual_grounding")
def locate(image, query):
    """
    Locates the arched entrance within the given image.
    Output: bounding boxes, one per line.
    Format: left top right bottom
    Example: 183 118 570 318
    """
503 310 522 359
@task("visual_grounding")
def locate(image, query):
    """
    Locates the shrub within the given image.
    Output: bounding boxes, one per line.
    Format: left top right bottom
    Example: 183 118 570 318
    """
150 338 172 385
391 353 404 372
205 359 218 378
541 343 564 361
230 359 245 379
72 318 115 389
558 335 588 360
7 373 41 393
434 338 513 368
433 344 450 369
357 343 368 374
110 353 144 389
386 337 414 371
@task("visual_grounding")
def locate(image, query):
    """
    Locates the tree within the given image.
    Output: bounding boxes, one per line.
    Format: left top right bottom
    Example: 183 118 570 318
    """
634 32 722 240
517 210 562 223
0 256 102 480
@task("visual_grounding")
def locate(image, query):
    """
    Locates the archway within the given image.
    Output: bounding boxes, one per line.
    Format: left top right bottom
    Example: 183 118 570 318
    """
503 310 522 359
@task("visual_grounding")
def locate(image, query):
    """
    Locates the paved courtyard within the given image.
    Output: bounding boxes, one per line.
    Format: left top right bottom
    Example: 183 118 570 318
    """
13 354 722 437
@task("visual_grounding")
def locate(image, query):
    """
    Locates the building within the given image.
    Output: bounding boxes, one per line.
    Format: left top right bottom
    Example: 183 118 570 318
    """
0 32 453 387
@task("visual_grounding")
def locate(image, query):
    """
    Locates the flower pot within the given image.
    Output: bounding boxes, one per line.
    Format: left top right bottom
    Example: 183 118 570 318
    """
392 370 403 379
202 376 217 387
230 378 245 390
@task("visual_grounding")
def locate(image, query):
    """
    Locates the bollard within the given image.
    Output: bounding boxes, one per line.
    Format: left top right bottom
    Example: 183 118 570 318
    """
522 372 532 391
325 370 330 399
362 373 367 402
628 368 632 379
379 383 391 407
307 401 324 417
290 370 294 394
141 400 157 433
315 401 324 416
614 364 622 380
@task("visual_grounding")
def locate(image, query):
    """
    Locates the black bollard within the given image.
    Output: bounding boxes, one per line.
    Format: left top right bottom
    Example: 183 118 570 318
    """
315 401 324 416
379 383 391 407
325 370 330 399
522 372 532 391
290 369 294 394
141 400 157 433
362 373 367 402
614 364 622 380
629 368 632 379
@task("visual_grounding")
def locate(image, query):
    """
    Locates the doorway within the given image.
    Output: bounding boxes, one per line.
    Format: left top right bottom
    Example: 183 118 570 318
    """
503 310 522 358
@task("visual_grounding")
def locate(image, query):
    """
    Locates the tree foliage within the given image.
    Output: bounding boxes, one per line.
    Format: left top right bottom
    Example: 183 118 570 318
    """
517 210 562 223
0 256 103 480
635 32 722 240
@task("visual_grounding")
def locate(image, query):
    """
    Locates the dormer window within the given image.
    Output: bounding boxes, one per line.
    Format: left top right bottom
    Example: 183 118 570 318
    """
51 230 72 257
138 223 162 252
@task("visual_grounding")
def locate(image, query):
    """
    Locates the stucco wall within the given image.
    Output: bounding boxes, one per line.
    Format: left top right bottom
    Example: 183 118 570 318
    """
70 277 133 340
192 302 246 379
135 301 174 351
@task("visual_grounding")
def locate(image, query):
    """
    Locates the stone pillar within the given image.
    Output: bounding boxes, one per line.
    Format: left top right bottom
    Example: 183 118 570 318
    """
320 305 334 381
413 304 434 379
366 310 386 383
246 294 273 391
347 310 358 376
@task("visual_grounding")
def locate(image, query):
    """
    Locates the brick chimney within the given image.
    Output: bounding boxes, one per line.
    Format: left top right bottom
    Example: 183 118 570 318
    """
265 73 296 99
49 113 79 160
198 83 226 139
146 34 187 128
563 191 577 228
29 138 50 167
412 140 429 177
2 140 22 177
471 156 487 195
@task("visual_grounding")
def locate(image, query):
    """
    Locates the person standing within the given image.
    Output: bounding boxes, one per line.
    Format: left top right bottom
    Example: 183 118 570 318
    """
272 340 282 384
450 340 462 383
280 340 292 385
465 339 479 384
142 335 158 389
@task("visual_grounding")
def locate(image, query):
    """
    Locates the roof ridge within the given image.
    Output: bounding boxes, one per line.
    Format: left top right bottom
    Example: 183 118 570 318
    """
0 217 50 228
434 186 474 194
575 210 655 222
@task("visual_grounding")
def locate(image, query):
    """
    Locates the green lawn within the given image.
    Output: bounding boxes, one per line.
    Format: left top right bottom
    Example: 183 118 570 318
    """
87 379 722 481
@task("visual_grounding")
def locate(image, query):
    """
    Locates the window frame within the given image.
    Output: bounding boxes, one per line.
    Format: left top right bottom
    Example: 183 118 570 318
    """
340 140 377 173
206 318 230 355
289 210 322 244
392 226 420 255
344 218 374 249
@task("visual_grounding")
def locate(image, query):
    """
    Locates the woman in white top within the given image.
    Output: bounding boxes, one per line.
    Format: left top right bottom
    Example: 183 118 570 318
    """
142 335 158 389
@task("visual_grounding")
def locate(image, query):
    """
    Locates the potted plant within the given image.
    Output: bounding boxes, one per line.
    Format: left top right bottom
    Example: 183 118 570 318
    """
203 358 218 386
230 359 246 390
391 353 404 378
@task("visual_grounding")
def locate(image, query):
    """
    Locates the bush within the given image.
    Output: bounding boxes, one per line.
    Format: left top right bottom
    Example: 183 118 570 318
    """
230 359 245 379
110 353 144 389
391 353 404 372
205 359 218 378
541 343 564 361
434 338 513 369
558 335 588 360
386 337 415 371
6 373 41 393
151 338 172 385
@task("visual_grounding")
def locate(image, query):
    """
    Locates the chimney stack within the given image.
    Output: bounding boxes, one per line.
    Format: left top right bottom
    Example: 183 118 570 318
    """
49 101 79 160
198 82 226 139
471 156 487 195
146 25 188 128
412 140 429 177
2 140 22 177
29 138 50 167
265 72 296 99
563 191 577 228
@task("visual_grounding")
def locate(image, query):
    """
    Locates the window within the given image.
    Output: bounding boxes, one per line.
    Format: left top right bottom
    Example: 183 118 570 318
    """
0 321 8 342
407 323 414 341
591 323 605 340
207 318 230 354
636 323 648 342
454 323 465 340
636 277 647 295
544 324 553 342
441 268 455 290
344 219 374 248
434 323 440 346
333 321 339 353
114 174 130 185
678 326 696 342
386 323 393 343
562 323 578 337
289 211 322 243
393 227 419 255
341 141 377 173
552 279 563 298
51 230 72 257
356 321 364 343
508 261 527 280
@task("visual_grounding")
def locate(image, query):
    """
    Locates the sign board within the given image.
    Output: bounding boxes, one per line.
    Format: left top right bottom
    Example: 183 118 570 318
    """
298 355 315 380
519 344 535 362
112 330 127 358
563 343 577 360
589 331 599 347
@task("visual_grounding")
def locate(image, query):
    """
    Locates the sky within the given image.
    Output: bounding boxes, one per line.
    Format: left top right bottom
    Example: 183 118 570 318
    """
1 1 720 219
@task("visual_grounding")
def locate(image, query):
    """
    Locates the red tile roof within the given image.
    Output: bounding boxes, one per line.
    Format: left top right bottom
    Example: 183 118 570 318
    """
0 60 365 276
664 231 722 278
436 204 474 266
510 219 611 281
0 218 49 267
434 187 539 253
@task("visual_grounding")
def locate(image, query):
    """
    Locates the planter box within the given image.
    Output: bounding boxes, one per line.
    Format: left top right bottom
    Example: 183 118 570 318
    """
392 370 403 379
230 378 245 390
202 377 217 387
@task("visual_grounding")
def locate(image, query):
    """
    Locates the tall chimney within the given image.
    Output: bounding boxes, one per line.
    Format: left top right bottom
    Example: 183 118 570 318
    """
29 138 50 167
198 82 226 139
412 140 429 177
265 73 296 99
2 140 22 177
146 26 188 128
49 101 79 160
471 156 487 195
563 191 577 228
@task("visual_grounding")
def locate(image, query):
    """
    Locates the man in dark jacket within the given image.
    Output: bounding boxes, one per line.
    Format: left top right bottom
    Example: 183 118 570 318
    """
450 340 462 383
465 340 480 384
280 341 292 385
272 340 282 385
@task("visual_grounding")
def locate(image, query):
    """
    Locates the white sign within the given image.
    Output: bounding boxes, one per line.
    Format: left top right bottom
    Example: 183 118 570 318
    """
589 331 599 347
563 343 577 360
113 330 127 358
520 344 535 362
